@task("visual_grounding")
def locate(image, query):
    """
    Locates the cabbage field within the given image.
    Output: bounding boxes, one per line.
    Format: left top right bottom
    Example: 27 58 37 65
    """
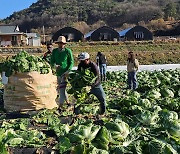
0 68 180 154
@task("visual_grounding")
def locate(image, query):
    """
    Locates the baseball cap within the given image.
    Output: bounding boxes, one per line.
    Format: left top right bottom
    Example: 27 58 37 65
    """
78 52 90 60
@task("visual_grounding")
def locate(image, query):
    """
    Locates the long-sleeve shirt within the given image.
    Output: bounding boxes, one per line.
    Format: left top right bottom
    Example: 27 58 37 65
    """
42 51 51 63
96 54 107 65
50 47 74 76
78 61 101 87
127 59 139 72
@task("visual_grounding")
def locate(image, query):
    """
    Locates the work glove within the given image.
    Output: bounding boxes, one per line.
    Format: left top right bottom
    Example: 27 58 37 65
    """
85 86 91 93
62 71 69 80
55 64 61 69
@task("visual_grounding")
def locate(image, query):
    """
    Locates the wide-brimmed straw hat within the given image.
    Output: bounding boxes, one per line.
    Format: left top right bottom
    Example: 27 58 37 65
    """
55 36 67 44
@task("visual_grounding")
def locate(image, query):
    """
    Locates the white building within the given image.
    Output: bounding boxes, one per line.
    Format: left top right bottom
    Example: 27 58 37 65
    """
26 33 41 46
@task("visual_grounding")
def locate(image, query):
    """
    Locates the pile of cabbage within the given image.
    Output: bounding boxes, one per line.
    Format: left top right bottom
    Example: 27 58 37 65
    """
2 51 51 77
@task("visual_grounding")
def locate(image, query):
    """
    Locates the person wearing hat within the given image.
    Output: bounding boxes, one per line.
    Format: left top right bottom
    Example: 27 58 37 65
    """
50 36 74 107
77 52 106 114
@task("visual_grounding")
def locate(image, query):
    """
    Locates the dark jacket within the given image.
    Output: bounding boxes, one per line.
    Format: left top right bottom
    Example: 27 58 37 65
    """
42 51 51 64
96 53 107 65
78 61 101 87
43 51 51 59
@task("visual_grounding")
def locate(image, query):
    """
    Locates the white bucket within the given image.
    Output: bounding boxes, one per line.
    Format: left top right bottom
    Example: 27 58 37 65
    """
2 72 8 84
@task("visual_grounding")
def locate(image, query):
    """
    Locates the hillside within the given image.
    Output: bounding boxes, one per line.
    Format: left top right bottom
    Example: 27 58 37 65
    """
1 0 180 34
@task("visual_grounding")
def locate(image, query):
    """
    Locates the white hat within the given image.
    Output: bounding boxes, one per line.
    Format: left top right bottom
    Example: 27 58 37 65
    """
78 52 90 60
55 36 67 44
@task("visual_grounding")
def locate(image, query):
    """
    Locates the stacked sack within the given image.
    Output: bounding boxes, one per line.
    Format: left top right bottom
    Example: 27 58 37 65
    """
2 51 58 112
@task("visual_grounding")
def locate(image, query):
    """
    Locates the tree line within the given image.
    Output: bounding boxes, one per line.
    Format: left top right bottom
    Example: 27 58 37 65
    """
1 0 180 34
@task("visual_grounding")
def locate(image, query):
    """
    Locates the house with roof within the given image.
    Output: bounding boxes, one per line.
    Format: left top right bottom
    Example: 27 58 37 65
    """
118 26 153 41
85 26 119 41
26 33 41 46
0 25 26 47
52 27 84 42
154 23 180 37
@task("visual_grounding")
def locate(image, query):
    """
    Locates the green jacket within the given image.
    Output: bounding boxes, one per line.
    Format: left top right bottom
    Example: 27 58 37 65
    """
50 47 74 76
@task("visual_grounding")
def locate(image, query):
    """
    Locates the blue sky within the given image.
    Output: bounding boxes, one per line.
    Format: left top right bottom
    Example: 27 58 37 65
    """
0 0 37 19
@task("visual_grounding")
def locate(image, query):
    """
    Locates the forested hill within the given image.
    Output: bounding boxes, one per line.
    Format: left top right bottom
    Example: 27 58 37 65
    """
1 0 180 34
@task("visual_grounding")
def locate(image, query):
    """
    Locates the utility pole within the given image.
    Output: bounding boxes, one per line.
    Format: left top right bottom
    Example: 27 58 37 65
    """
42 25 45 44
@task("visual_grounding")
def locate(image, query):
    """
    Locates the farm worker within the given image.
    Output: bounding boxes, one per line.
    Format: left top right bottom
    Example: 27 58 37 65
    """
50 36 74 108
127 51 139 90
43 43 53 63
96 51 107 81
77 52 106 114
